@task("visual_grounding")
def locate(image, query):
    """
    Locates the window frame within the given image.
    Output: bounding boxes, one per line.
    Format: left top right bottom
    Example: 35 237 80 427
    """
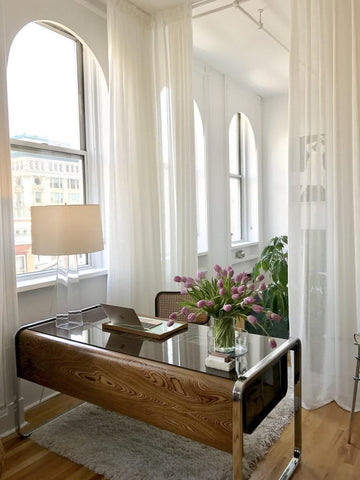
228 112 258 248
193 100 208 255
229 112 245 244
8 22 89 280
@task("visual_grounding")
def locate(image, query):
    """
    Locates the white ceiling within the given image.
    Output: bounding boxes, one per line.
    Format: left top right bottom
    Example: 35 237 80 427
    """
97 0 290 97
192 0 290 96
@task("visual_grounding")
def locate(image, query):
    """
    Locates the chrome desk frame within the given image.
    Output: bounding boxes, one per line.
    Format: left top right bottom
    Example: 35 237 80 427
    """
232 337 302 480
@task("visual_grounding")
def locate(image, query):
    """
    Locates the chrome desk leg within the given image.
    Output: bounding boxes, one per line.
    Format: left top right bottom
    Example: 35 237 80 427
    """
348 343 360 444
232 379 244 480
14 378 31 438
14 376 82 438
279 340 302 479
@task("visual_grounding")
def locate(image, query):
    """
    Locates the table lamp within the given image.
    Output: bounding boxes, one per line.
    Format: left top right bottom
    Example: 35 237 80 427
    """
31 204 104 329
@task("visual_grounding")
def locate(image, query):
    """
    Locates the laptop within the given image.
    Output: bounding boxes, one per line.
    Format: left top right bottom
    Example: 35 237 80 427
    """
101 304 163 331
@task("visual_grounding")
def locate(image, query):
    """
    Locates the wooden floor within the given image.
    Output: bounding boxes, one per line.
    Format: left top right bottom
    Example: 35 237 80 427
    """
2 394 360 479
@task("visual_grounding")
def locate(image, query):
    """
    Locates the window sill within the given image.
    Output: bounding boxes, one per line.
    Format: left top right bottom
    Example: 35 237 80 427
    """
17 268 108 293
231 242 260 265
231 241 259 249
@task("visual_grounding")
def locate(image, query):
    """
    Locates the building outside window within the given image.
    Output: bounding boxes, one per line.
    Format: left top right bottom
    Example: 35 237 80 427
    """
50 177 63 189
51 192 64 204
68 178 79 189
33 191 42 204
15 255 26 274
68 193 80 203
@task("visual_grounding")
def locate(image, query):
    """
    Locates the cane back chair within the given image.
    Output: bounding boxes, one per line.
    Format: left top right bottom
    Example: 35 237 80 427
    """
155 291 208 325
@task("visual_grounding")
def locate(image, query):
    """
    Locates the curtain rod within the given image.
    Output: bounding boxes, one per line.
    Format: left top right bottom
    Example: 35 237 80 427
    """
192 0 249 10
192 0 223 8
192 3 233 18
192 0 289 53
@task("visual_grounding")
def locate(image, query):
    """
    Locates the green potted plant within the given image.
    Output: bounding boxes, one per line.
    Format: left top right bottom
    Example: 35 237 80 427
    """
250 235 289 339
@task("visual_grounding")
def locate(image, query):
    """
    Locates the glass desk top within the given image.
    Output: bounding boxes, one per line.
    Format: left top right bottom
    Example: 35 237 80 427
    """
27 305 287 382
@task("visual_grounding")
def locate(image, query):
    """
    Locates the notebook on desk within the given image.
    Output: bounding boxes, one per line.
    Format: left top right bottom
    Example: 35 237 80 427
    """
101 303 188 339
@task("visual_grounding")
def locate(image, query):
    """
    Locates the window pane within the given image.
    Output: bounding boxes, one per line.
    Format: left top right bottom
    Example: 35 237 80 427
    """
16 255 26 274
194 101 208 253
7 23 81 149
12 149 84 274
229 112 258 246
229 114 240 175
230 177 241 243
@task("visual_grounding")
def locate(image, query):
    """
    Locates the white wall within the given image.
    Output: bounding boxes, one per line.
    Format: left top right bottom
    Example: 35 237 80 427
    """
262 94 289 243
0 0 108 435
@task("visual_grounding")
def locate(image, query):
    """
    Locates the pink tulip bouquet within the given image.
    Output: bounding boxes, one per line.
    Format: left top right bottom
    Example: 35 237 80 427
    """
168 264 281 349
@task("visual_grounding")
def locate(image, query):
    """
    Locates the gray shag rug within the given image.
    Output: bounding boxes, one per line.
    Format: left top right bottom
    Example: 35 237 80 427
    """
32 388 293 480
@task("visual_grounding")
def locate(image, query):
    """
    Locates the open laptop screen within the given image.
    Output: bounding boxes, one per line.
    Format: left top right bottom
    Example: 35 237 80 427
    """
101 304 162 330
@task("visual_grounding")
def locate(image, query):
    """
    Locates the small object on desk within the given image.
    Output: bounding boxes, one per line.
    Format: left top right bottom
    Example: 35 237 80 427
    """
235 328 248 356
210 351 232 362
205 352 235 371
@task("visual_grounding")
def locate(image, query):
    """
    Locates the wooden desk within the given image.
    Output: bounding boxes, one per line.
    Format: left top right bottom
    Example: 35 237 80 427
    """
15 305 301 480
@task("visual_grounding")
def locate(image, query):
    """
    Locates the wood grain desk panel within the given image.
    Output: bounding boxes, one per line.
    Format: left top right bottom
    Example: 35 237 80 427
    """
17 328 234 453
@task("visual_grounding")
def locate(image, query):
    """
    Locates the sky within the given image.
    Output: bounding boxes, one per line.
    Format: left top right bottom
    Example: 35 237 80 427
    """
7 22 80 149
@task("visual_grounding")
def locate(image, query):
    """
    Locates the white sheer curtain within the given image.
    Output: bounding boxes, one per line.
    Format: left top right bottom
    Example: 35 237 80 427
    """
289 0 360 410
153 4 197 286
83 47 109 269
106 0 196 314
106 0 161 314
0 0 18 421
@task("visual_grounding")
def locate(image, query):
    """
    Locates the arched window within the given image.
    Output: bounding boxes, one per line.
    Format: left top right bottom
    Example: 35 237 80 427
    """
194 101 208 253
160 91 208 259
7 22 107 275
229 112 258 245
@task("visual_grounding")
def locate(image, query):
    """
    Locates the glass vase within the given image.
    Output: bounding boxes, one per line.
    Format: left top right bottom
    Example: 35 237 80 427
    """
212 316 236 353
